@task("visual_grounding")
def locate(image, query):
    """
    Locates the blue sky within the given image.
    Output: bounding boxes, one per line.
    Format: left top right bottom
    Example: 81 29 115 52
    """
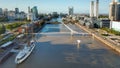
0 0 111 14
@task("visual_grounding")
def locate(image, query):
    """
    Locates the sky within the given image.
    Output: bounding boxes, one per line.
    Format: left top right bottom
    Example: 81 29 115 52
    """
0 0 111 14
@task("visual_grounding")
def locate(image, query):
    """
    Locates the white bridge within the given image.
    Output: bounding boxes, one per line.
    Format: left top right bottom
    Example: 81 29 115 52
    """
31 32 92 36
27 22 92 37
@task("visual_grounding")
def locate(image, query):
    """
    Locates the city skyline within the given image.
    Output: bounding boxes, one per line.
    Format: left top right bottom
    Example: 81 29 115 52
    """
0 0 110 14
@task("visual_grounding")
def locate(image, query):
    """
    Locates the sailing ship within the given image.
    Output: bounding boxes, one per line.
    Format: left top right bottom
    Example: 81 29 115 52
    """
15 21 36 64
15 39 36 64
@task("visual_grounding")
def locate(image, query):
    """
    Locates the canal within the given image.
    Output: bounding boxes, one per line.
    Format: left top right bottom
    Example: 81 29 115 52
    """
0 20 120 68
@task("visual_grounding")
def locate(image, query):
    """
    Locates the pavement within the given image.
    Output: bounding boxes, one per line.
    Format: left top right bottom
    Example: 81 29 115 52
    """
75 22 120 53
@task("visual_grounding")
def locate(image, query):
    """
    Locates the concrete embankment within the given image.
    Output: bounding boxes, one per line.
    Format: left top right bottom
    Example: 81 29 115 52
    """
75 23 120 53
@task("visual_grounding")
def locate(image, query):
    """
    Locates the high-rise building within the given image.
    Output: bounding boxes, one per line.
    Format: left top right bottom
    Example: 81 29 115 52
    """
115 2 120 20
68 7 74 15
31 6 38 18
115 0 120 2
15 8 19 14
0 8 3 15
27 6 37 21
28 6 31 13
109 0 120 32
109 0 120 21
3 8 8 16
90 1 94 17
27 6 31 21
94 0 99 19
109 0 116 21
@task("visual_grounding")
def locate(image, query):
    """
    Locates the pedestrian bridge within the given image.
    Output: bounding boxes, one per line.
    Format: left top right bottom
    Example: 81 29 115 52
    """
31 32 92 37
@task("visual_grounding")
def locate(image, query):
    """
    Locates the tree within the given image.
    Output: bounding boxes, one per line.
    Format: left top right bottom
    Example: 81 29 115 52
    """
0 23 6 35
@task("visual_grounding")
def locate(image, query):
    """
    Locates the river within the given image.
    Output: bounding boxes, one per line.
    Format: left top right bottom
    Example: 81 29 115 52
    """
0 18 120 68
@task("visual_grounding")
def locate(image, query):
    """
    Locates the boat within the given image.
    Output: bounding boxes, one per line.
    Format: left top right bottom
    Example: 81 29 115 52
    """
15 39 36 64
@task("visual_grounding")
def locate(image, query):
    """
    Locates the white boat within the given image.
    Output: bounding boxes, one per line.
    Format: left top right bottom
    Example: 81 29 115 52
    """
15 40 36 64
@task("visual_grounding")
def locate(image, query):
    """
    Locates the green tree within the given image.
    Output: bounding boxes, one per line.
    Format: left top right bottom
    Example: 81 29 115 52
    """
0 23 6 35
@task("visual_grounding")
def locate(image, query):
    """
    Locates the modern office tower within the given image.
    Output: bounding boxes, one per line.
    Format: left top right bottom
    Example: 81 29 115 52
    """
31 6 38 18
94 0 99 19
15 8 19 14
27 6 31 20
109 0 116 21
109 0 120 21
0 8 3 15
28 6 31 13
115 2 120 20
68 7 74 15
110 0 120 32
115 0 120 2
90 1 94 17
27 6 36 21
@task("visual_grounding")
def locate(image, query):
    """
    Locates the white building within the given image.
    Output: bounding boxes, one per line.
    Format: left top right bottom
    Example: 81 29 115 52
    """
110 21 120 32
90 1 94 18
94 0 99 18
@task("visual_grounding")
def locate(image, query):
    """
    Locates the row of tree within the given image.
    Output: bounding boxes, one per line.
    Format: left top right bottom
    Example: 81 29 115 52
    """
0 22 28 35
0 24 6 35
5 22 25 30
101 27 120 36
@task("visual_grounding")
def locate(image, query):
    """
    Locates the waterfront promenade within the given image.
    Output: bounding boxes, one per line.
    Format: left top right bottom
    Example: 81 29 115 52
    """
75 22 120 54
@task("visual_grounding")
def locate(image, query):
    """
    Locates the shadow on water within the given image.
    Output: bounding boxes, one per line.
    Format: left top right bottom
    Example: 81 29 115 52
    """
13 39 120 68
1 22 120 68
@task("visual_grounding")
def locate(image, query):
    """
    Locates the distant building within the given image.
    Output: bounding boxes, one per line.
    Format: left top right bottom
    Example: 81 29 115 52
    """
52 12 58 17
7 11 16 20
27 6 36 21
89 0 99 19
94 0 99 19
0 8 3 15
3 8 8 16
90 1 94 18
15 8 19 14
68 7 74 15
31 6 38 18
16 11 27 20
109 0 116 21
109 0 120 21
99 19 110 28
110 21 120 31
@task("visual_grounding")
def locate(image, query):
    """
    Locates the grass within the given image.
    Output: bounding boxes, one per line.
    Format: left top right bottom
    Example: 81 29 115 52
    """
0 35 16 46
101 27 120 36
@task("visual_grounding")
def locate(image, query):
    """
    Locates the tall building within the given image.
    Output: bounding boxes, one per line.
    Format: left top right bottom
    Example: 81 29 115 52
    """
115 0 120 2
15 8 19 14
27 6 31 21
0 8 3 15
31 6 38 18
115 2 120 20
109 0 120 32
3 8 8 16
27 6 36 21
109 0 116 21
94 0 99 19
28 6 31 13
68 7 74 15
109 0 120 21
90 1 94 17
